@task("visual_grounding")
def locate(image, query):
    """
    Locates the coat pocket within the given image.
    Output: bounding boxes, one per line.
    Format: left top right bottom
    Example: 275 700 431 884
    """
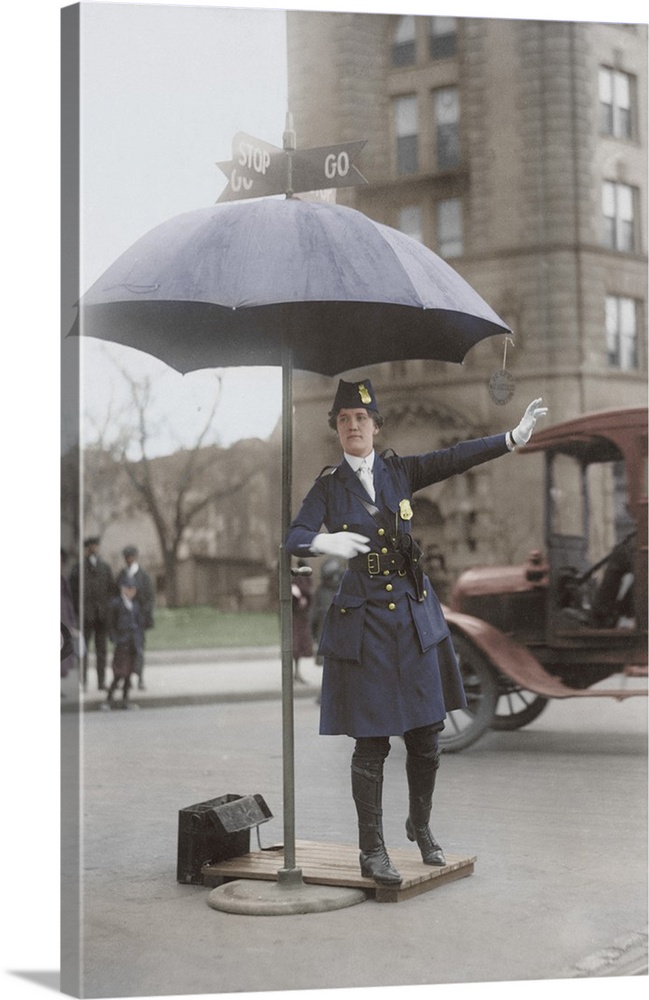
407 592 450 653
317 592 366 662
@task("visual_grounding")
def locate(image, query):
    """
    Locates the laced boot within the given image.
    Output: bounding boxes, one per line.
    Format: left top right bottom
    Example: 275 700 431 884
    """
405 753 446 867
351 761 402 886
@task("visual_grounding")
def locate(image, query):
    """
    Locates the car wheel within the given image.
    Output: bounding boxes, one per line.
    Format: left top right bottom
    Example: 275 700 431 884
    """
491 689 549 731
439 629 498 753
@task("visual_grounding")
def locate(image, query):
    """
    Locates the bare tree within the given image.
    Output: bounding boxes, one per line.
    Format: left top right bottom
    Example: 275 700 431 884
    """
84 354 264 606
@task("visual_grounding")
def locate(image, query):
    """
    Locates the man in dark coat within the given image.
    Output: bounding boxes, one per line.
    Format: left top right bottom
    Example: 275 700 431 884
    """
291 559 314 683
69 536 115 690
61 548 79 681
116 545 155 690
285 378 547 886
311 557 345 665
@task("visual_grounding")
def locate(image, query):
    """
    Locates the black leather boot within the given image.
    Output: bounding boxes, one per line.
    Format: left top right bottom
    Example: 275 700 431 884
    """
405 753 446 867
351 761 402 886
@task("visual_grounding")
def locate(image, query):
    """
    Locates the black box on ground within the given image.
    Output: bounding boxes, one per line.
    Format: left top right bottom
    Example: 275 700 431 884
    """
176 793 272 884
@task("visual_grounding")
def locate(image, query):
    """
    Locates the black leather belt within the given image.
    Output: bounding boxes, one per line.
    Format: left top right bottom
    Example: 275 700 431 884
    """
348 551 407 575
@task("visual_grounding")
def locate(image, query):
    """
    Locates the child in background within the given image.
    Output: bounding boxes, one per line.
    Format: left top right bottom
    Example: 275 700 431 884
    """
103 579 144 710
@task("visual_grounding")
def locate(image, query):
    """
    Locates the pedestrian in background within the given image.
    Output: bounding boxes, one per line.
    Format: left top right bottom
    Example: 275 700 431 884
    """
311 557 345 666
310 557 344 705
291 559 313 684
285 377 547 887
69 536 115 691
61 548 81 685
103 578 144 710
117 545 155 690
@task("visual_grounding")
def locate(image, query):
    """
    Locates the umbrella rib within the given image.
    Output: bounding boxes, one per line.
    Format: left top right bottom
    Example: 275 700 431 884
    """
359 214 427 306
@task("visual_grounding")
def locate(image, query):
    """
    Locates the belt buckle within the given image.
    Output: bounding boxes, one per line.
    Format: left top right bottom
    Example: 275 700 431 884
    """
367 552 381 575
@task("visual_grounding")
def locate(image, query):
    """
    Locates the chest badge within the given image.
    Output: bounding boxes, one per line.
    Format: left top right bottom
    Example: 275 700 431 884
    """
399 499 413 521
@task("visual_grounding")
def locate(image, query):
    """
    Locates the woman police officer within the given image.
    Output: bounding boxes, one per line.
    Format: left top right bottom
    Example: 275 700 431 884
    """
285 378 547 886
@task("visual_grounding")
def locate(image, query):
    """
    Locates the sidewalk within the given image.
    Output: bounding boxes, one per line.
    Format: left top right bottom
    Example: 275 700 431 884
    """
61 646 324 712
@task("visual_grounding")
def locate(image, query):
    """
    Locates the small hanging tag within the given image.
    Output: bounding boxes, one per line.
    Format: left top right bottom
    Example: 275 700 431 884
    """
488 336 516 405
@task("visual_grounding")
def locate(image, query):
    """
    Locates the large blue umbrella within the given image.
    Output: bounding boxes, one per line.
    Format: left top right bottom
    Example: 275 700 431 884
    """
73 193 511 912
75 196 508 371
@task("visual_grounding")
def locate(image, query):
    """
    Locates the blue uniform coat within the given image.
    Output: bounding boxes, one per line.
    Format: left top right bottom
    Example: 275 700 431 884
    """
285 434 509 737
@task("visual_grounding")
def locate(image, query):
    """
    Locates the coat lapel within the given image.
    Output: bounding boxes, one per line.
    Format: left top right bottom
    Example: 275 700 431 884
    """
373 454 400 511
338 454 406 520
338 458 372 503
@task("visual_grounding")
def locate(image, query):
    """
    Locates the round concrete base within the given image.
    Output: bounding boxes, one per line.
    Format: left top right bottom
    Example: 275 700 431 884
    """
207 878 367 915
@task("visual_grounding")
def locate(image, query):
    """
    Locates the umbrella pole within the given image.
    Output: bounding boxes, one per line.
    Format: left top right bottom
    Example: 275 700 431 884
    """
204 343 367 914
277 338 302 885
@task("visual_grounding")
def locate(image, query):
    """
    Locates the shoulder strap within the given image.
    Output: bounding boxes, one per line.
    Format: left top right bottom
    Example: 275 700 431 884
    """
356 495 380 518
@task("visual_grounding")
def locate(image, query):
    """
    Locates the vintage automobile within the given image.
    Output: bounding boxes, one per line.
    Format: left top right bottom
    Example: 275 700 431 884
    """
440 407 647 751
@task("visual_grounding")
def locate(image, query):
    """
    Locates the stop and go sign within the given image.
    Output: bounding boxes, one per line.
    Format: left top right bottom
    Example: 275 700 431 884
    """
217 132 367 202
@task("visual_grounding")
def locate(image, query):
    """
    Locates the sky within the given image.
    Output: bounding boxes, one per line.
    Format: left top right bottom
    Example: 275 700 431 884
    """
2 2 647 999
63 0 290 455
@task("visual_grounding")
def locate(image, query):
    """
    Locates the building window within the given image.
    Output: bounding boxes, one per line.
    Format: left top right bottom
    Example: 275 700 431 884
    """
394 95 419 175
398 204 423 242
391 15 416 67
433 87 460 169
602 181 637 251
436 198 463 257
606 295 638 370
429 16 457 59
599 67 634 139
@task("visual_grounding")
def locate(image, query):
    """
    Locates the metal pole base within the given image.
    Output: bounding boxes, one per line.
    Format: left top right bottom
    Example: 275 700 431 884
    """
207 878 366 916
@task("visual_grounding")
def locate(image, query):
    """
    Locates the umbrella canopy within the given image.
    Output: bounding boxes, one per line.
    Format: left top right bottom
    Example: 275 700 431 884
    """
75 196 510 373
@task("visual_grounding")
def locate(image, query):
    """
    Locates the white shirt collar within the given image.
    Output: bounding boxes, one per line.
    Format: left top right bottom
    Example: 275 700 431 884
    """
344 450 375 473
128 562 140 577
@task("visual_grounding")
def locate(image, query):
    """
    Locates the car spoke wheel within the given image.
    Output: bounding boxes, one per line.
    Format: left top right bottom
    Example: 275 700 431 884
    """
491 689 549 731
439 630 498 752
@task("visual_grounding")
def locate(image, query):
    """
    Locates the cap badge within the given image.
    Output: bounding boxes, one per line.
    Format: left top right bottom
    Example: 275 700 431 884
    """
357 383 372 404
399 499 413 521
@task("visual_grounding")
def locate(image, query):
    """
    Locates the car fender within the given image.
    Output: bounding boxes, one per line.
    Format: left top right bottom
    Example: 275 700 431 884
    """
442 606 575 699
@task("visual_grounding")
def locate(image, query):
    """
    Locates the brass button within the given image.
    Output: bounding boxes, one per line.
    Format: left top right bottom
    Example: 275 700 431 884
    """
388 602 396 611
383 570 390 576
340 608 347 614
385 584 393 592
378 528 385 536
381 547 388 555
423 589 427 597
342 523 348 530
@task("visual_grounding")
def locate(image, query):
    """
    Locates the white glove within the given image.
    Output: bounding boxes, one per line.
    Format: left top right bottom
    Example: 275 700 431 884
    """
311 532 370 560
511 398 548 446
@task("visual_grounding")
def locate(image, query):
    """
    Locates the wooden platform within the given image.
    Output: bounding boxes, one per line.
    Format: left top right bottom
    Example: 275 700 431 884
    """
202 840 476 903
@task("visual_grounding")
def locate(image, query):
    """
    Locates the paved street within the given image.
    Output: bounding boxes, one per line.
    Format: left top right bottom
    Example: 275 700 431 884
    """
60 653 647 999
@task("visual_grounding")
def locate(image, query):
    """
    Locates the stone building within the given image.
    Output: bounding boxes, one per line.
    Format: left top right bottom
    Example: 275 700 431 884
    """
286 12 647 582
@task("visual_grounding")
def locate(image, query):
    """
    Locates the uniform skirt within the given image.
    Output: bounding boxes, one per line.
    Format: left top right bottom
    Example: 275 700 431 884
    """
318 572 467 738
